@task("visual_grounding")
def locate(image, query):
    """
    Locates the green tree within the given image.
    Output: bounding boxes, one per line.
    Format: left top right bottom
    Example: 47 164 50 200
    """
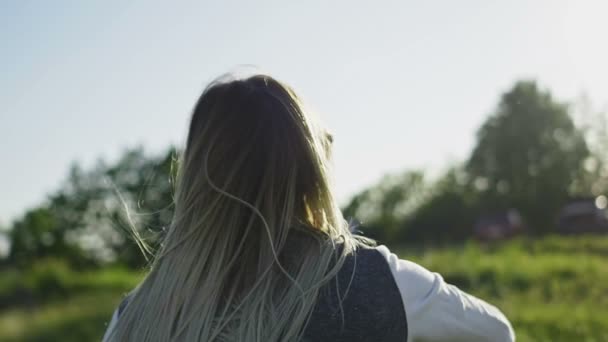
342 171 427 242
570 95 608 196
8 207 77 267
467 81 589 233
401 166 478 243
8 147 178 269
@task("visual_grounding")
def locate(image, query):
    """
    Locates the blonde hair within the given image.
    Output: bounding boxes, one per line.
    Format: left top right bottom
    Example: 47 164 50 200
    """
107 74 372 341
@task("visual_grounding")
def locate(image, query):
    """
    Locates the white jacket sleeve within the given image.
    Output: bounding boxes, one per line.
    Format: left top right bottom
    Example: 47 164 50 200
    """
375 245 515 342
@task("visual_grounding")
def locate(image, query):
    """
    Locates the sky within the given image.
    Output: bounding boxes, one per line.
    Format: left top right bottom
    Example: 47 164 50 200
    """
1 0 608 225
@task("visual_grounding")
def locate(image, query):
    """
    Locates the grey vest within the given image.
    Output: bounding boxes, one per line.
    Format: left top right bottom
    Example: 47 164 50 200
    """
117 247 407 341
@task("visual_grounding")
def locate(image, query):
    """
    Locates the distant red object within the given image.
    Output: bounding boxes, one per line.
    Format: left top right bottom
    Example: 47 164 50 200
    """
474 209 524 241
557 197 608 234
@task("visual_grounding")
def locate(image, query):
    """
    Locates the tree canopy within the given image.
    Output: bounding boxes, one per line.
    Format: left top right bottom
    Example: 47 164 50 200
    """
7 147 177 269
345 80 598 242
467 81 589 233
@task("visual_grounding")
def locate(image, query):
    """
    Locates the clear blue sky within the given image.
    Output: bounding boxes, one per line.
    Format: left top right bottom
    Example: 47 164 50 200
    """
1 0 607 225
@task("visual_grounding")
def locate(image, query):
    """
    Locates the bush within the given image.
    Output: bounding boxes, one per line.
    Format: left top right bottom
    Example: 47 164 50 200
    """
0 259 141 309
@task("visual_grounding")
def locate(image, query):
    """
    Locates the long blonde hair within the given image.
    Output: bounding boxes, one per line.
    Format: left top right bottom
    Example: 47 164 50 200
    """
107 74 371 341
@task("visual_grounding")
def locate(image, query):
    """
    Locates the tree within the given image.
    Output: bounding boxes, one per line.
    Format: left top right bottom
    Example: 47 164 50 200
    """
401 166 478 243
570 95 608 196
342 171 427 242
467 81 590 233
8 147 178 269
8 206 85 267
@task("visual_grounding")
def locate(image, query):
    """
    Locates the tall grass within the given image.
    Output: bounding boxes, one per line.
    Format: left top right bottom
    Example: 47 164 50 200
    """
394 235 608 342
0 236 606 341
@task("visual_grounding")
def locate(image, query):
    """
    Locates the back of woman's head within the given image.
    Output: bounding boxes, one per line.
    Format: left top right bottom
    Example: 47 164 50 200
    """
181 75 336 236
107 74 369 342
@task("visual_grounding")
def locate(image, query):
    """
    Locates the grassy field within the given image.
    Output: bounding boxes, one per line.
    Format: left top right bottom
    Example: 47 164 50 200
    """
1 236 606 341
0 265 142 342
395 236 608 341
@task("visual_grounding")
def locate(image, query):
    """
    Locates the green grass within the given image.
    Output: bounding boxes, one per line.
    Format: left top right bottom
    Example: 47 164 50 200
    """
0 265 141 342
393 236 608 342
0 291 127 342
0 260 142 308
1 236 606 341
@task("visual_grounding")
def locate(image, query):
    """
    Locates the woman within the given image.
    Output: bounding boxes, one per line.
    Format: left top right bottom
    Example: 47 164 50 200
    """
103 74 515 341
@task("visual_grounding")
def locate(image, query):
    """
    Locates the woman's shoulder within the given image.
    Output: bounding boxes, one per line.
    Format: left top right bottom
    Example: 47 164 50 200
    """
370 245 515 342
305 243 409 341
